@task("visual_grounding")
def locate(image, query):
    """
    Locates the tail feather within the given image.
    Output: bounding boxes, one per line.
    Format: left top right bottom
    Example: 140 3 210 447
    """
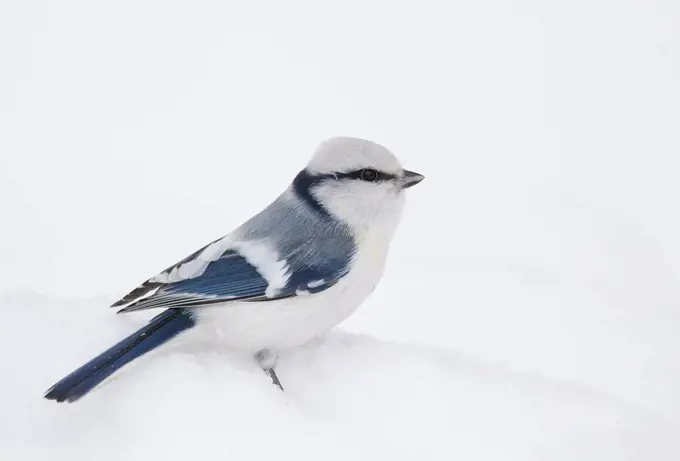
45 308 195 403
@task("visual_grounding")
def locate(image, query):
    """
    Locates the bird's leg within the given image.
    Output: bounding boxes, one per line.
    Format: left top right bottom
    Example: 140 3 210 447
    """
255 349 284 391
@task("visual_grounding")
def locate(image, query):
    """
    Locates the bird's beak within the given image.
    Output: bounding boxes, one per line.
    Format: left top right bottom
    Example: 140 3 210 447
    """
400 169 425 189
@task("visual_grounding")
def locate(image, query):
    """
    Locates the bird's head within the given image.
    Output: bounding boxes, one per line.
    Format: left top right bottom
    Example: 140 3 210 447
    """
293 137 424 239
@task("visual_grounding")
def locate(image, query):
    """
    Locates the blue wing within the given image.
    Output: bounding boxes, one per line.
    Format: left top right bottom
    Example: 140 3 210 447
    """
112 239 352 313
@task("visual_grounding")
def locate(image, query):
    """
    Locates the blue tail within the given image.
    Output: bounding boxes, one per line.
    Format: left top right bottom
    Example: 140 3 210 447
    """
45 308 195 403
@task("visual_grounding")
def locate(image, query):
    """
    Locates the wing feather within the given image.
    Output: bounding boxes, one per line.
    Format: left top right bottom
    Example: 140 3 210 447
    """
112 239 352 313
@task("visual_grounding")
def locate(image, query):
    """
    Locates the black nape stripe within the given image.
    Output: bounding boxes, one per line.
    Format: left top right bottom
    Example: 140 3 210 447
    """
293 170 332 218
292 169 396 218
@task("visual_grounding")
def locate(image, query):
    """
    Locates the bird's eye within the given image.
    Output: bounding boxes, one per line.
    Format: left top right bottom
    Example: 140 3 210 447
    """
360 169 379 182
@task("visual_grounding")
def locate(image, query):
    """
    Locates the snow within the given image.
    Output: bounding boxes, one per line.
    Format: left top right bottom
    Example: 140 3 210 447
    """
3 292 678 461
2 0 680 459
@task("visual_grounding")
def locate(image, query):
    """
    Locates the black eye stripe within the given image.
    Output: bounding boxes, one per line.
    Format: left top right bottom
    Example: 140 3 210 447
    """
334 169 396 182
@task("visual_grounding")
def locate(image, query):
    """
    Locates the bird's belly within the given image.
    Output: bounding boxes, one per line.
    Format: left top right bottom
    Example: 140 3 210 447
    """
189 255 384 352
187 231 393 353
191 285 370 352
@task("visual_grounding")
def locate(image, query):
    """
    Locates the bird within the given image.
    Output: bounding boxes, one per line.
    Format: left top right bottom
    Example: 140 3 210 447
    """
44 136 425 403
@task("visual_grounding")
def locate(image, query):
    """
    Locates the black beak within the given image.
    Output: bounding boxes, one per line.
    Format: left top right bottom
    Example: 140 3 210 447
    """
400 169 425 189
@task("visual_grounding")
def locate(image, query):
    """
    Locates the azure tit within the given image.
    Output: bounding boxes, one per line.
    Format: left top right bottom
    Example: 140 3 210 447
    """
45 136 424 402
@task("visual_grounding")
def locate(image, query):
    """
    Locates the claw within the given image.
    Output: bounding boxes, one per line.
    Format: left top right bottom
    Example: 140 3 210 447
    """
256 349 284 391
265 368 284 391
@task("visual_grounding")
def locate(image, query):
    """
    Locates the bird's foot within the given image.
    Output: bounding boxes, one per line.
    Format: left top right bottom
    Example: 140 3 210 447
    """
264 367 284 391
256 349 285 391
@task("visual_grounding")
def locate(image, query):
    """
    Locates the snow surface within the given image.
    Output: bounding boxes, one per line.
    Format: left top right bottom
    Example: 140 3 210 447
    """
3 292 678 461
2 0 680 459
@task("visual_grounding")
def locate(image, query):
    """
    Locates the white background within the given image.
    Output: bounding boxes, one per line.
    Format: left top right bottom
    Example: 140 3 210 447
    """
1 1 679 460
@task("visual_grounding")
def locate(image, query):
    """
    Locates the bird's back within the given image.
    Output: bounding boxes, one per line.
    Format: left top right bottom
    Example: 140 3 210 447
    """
234 187 357 288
